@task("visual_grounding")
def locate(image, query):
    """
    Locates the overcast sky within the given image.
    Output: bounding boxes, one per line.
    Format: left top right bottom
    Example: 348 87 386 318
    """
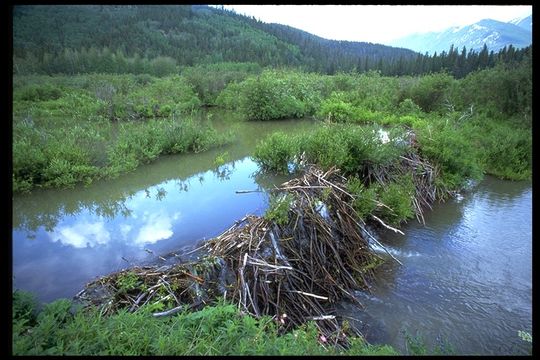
213 5 532 44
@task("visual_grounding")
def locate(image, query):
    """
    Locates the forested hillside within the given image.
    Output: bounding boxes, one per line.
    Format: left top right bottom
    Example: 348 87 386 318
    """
13 5 415 75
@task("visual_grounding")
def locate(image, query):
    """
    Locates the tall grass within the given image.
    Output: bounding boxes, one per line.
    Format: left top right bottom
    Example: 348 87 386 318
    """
12 74 232 193
12 291 397 356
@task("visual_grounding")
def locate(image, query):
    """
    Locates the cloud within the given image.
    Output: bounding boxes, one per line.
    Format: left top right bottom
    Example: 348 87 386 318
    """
133 211 180 245
50 221 110 248
120 224 132 239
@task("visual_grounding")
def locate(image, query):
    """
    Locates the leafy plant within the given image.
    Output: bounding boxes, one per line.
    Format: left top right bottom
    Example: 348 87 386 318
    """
116 272 140 293
264 194 294 226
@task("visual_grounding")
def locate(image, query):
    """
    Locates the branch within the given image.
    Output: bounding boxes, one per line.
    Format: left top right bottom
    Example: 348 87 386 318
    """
371 215 405 235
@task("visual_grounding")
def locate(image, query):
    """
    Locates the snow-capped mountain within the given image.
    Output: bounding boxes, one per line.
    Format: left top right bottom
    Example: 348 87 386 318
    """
389 16 532 54
510 14 532 31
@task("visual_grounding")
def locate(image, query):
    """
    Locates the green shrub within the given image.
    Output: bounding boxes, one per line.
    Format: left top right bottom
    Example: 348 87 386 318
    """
397 98 423 116
149 56 178 77
14 83 63 101
215 81 246 109
346 176 377 220
253 132 297 174
375 176 415 226
464 116 531 180
183 62 261 105
417 121 483 192
12 79 228 192
317 93 356 123
254 124 407 179
227 69 323 121
299 125 350 170
450 61 532 120
242 73 304 121
126 75 201 119
408 72 454 113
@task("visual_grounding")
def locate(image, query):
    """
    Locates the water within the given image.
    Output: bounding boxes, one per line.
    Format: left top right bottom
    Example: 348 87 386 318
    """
12 112 532 354
340 176 532 355
12 111 316 302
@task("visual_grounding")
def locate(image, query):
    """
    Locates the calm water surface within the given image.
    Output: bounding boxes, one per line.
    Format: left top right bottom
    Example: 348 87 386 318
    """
12 113 316 302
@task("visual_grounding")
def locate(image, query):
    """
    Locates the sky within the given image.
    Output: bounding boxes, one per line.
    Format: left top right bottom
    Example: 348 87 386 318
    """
213 5 532 44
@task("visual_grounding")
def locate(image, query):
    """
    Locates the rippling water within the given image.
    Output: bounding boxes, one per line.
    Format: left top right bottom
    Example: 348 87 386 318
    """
341 176 532 355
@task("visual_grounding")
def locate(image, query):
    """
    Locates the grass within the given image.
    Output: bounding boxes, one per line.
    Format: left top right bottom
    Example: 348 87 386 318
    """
12 290 398 356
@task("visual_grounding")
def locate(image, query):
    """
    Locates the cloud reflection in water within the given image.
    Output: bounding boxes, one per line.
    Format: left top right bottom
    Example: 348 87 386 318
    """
49 221 110 248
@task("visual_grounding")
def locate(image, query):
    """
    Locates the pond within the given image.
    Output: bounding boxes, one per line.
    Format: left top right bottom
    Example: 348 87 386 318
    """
12 111 317 302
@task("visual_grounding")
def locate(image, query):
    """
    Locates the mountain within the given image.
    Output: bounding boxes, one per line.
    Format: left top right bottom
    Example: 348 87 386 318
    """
13 5 418 74
510 14 532 31
389 17 532 54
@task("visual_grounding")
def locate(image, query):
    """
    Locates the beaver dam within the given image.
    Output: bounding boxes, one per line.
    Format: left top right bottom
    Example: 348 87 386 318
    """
76 152 438 346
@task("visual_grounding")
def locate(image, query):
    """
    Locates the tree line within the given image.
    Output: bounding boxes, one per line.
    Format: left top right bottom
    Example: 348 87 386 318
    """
13 5 531 78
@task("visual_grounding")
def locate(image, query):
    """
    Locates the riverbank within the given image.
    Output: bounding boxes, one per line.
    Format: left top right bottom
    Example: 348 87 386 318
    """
12 290 400 356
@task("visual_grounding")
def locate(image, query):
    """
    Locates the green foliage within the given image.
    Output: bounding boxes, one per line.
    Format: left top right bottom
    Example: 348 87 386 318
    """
116 272 140 293
13 5 529 78
241 71 305 121
264 194 294 226
375 176 415 226
463 116 531 180
213 151 230 167
450 60 532 121
229 69 324 121
12 61 531 194
407 72 454 113
183 62 262 105
215 81 246 109
254 124 408 179
12 291 398 355
317 92 356 123
397 98 423 116
149 56 178 77
253 132 297 174
14 83 63 101
417 120 483 192
403 330 455 355
346 176 377 220
126 75 201 119
13 116 106 191
107 118 230 176
12 74 233 192
13 290 39 324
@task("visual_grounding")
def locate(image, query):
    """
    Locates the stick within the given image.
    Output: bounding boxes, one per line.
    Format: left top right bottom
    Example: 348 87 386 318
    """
291 290 328 300
179 270 205 284
371 215 405 235
235 189 263 194
359 225 403 266
307 315 336 320
152 305 183 317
